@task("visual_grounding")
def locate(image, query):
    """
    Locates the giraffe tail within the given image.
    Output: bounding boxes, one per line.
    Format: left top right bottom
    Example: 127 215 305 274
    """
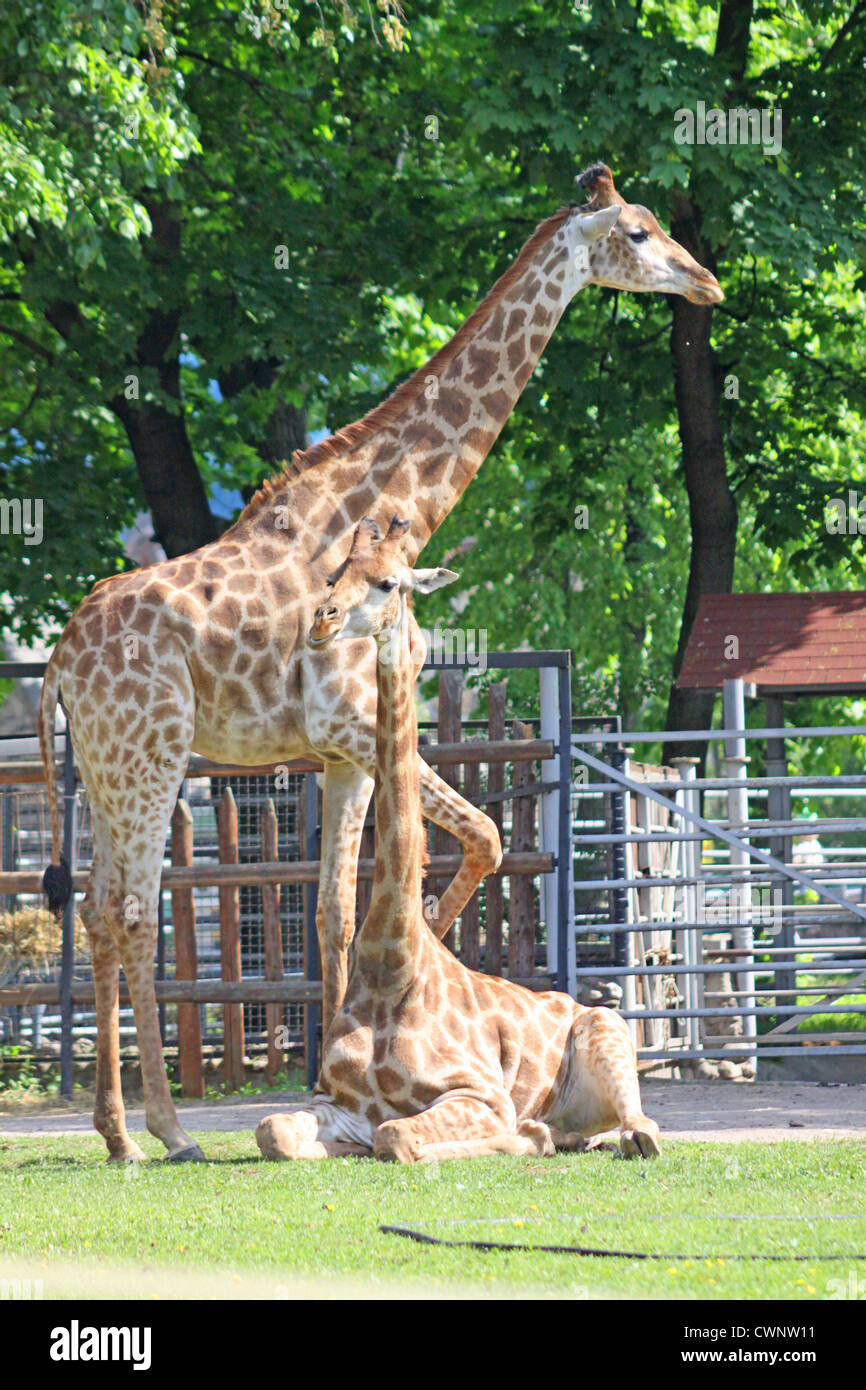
38 652 72 917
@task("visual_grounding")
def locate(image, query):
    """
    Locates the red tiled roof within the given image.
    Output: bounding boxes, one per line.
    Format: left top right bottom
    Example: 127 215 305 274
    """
677 592 866 693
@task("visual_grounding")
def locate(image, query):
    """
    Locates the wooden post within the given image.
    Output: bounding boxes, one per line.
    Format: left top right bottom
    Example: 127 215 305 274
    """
218 788 244 1092
355 820 374 930
260 799 283 1085
509 719 537 979
485 682 506 974
434 669 463 952
460 759 481 970
300 775 321 1086
171 800 204 1099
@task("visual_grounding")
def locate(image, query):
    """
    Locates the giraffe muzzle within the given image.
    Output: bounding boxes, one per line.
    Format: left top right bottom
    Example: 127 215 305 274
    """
308 605 344 647
684 269 724 306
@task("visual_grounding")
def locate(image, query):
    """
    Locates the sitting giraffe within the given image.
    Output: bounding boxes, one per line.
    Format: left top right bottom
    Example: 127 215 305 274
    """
256 518 660 1163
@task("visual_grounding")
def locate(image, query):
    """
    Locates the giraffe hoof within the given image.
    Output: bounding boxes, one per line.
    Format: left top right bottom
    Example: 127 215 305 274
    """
619 1122 661 1160
107 1144 147 1164
165 1143 206 1163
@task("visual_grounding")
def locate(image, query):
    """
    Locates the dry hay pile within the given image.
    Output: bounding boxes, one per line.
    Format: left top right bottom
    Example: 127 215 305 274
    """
0 906 88 986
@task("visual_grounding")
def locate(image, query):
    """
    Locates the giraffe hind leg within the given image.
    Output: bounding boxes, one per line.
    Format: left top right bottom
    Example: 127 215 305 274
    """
419 763 502 940
373 1096 554 1164
569 1008 661 1159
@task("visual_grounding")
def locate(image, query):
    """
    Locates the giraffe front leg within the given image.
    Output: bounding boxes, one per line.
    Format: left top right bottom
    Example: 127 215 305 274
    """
316 762 374 1032
418 762 502 939
256 1102 372 1160
373 1095 554 1163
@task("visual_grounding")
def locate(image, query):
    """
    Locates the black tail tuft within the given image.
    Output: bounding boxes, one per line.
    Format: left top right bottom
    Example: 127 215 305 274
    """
43 858 73 916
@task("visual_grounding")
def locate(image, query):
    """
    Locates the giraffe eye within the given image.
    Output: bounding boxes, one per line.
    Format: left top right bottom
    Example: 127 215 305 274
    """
377 579 398 593
628 230 650 244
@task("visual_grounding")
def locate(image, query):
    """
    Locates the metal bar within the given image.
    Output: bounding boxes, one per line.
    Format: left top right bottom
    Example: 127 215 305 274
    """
422 650 570 671
573 724 866 744
574 959 866 977
636 1044 866 1061
618 1003 866 1020
572 744 866 923
557 660 575 995
0 654 573 680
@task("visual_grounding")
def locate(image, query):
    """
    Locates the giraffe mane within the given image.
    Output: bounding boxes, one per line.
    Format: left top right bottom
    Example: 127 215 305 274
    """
233 203 578 524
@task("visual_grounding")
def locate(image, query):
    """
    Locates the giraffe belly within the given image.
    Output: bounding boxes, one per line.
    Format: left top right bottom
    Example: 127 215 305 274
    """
191 702 307 766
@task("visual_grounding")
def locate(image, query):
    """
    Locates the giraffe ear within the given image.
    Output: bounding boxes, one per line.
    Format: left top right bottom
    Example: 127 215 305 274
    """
576 161 621 207
350 518 381 553
578 205 621 241
409 567 459 594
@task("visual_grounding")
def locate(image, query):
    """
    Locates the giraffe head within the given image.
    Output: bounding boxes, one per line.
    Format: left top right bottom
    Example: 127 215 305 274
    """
574 162 723 305
308 517 458 648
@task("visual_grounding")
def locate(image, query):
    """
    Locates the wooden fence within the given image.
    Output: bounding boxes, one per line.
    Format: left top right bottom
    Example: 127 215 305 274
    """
0 671 557 1092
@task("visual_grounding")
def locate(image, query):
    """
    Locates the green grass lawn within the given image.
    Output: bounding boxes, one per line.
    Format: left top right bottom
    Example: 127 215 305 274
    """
1 1133 865 1299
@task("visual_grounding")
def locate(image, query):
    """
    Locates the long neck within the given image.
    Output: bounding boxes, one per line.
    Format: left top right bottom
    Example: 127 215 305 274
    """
355 605 426 990
245 207 590 568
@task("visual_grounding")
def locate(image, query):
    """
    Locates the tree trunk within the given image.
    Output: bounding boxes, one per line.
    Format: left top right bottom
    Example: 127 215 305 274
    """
664 208 737 759
664 0 753 757
109 201 219 558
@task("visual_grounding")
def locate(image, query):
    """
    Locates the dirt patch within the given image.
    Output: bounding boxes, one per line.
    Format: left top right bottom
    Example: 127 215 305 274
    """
1 1081 865 1143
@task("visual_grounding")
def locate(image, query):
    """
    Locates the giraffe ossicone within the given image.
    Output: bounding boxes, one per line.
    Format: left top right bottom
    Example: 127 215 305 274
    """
256 518 661 1164
39 162 715 1160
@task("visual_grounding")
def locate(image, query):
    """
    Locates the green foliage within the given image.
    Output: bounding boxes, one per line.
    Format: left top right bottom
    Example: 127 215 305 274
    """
1 0 865 732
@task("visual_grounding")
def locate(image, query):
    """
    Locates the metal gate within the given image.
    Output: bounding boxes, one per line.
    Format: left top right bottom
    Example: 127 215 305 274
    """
571 698 866 1072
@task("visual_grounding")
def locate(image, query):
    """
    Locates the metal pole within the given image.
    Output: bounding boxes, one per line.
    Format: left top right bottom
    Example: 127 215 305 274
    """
672 758 701 1057
609 746 630 967
611 746 636 1041
766 695 795 1014
59 725 77 1098
723 679 757 1073
304 773 320 1090
557 661 575 996
539 667 559 978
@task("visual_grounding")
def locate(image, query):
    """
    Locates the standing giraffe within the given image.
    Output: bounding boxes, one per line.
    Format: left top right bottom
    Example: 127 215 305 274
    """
40 164 719 1160
256 518 660 1162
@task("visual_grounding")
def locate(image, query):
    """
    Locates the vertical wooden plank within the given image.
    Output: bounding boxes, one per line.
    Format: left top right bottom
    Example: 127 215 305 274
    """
218 788 244 1093
485 682 506 975
355 820 374 930
261 799 283 1085
171 800 204 1099
509 719 536 979
434 669 462 953
460 759 481 970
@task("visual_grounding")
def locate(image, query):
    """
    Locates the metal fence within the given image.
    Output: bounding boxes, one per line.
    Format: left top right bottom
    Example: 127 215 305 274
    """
571 685 866 1075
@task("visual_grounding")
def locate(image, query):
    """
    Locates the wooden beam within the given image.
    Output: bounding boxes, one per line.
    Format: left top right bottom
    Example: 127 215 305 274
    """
0 852 553 897
0 739 553 789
